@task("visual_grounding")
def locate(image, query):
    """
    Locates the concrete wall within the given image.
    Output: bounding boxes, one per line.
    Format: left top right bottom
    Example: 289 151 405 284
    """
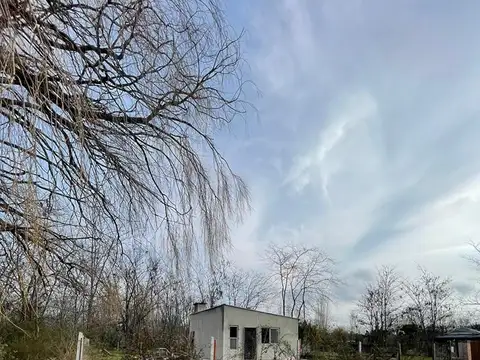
190 305 298 360
190 307 224 360
222 306 298 360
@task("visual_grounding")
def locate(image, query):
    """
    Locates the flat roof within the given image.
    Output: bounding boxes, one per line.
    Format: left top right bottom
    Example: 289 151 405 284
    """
436 328 480 341
190 304 299 321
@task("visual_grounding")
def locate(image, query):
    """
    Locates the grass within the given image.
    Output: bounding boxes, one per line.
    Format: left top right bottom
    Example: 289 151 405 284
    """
89 348 124 360
312 353 432 360
86 348 432 360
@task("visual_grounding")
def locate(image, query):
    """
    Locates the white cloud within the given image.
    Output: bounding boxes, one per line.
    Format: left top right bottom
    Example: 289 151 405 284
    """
285 91 378 197
252 0 316 94
228 185 267 270
361 176 480 279
224 0 480 326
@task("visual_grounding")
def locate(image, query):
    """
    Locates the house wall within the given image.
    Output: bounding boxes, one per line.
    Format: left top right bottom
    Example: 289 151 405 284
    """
458 341 469 360
190 307 224 360
222 306 298 360
455 341 472 360
446 341 471 360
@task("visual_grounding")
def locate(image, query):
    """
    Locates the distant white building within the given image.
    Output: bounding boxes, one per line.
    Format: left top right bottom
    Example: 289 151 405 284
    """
189 303 299 360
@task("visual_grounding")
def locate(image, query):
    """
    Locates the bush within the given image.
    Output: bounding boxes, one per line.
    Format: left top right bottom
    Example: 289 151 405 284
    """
0 321 76 360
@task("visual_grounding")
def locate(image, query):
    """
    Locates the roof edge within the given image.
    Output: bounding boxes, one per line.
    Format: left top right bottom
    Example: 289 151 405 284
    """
190 304 299 321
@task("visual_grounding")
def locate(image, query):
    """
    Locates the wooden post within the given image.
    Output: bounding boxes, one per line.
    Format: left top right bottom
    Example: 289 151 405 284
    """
210 337 216 360
358 341 362 354
214 338 216 360
75 332 84 360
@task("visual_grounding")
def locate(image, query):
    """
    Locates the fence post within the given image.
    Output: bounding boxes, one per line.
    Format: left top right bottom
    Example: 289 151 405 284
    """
358 341 362 354
210 337 216 360
76 332 90 360
75 332 84 360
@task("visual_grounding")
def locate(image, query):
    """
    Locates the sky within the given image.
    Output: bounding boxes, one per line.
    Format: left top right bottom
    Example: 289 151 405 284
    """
217 0 480 326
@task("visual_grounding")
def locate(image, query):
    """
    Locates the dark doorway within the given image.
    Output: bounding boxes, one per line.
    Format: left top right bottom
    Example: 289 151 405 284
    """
244 327 257 360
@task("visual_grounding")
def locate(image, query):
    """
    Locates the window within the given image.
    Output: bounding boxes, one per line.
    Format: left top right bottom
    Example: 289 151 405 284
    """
190 331 195 346
230 326 238 349
261 328 270 343
270 328 279 344
261 328 279 344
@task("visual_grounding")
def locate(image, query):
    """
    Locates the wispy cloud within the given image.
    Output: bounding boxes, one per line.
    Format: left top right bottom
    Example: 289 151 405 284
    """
223 0 480 325
285 92 378 198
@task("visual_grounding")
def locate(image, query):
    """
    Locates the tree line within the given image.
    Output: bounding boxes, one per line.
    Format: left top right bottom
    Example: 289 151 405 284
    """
0 0 342 358
353 265 454 357
315 246 480 359
299 248 480 360
0 0 251 358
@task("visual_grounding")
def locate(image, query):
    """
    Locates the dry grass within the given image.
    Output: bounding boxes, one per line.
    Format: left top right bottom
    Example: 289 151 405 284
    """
88 348 124 360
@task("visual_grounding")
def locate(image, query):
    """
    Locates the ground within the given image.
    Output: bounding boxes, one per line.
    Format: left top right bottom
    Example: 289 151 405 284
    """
315 354 431 360
89 348 123 360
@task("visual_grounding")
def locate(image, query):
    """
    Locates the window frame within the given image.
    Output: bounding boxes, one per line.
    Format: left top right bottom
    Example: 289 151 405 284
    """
261 327 280 344
261 327 270 344
270 328 279 344
229 326 239 350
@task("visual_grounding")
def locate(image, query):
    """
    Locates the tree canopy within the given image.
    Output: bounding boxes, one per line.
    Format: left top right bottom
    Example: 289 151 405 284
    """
0 0 249 279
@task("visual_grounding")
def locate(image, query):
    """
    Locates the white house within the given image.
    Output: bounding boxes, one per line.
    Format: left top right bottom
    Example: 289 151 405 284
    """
189 303 299 360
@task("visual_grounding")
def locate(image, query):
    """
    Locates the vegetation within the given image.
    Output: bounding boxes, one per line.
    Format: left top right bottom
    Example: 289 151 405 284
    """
0 1 479 360
0 0 250 358
297 261 475 360
264 243 339 319
0 2 342 358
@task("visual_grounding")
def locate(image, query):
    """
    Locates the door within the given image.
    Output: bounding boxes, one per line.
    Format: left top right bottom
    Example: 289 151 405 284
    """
471 341 480 360
244 328 257 360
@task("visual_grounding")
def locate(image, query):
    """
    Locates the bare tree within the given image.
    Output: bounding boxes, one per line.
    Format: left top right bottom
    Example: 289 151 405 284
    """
263 244 294 316
223 265 272 310
356 266 400 345
402 267 453 333
115 244 196 351
264 243 338 319
465 242 480 306
192 255 227 308
0 0 249 291
349 311 360 334
192 254 272 310
313 297 330 329
401 267 453 353
119 248 160 348
0 2 251 354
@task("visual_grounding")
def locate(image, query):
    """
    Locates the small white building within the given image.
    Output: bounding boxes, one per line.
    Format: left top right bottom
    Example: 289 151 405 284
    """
189 303 299 360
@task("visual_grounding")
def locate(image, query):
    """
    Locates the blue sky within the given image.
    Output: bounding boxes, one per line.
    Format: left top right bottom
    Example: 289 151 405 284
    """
219 0 480 325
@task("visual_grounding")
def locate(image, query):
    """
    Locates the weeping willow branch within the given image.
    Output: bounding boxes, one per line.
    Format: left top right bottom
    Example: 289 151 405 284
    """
0 0 249 284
